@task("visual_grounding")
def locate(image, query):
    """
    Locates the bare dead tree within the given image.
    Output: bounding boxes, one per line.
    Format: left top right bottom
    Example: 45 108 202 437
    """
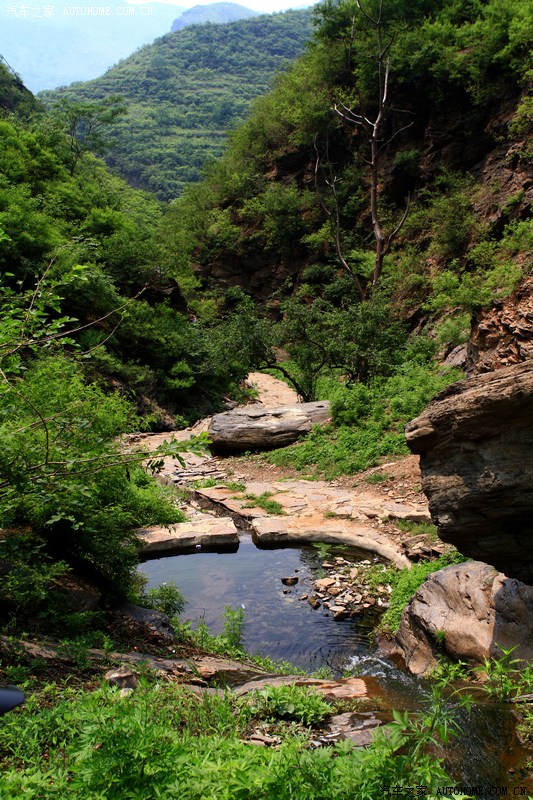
334 0 411 288
313 132 366 301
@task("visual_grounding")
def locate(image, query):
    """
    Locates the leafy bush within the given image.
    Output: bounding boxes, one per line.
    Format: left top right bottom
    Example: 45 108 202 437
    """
142 581 187 618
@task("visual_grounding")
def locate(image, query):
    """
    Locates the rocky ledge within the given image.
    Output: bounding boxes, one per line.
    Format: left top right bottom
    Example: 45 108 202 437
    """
405 361 533 584
381 561 533 674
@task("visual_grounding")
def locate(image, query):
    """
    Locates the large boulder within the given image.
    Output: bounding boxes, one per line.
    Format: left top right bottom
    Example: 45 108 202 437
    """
405 361 533 583
208 401 331 453
385 561 533 675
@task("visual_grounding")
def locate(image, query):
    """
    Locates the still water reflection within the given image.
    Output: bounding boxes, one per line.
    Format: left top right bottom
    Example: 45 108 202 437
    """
138 534 379 674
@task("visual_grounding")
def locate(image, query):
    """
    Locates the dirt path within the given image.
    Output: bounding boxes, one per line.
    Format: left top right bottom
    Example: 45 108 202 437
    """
133 374 446 568
246 372 298 406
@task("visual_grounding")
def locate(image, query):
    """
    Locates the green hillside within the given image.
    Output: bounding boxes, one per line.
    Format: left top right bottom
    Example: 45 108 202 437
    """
41 9 315 200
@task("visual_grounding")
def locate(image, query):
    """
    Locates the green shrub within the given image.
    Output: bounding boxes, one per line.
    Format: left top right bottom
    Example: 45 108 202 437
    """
249 683 332 726
0 681 461 798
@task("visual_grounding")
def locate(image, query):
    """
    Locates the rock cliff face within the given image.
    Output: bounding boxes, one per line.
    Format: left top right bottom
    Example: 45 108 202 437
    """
405 361 533 584
467 279 533 375
383 561 533 674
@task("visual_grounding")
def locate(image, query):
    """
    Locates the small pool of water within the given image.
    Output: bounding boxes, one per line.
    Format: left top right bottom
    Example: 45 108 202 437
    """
138 535 381 674
139 538 533 795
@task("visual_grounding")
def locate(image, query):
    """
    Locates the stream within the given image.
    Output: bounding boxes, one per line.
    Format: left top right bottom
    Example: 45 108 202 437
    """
138 538 532 797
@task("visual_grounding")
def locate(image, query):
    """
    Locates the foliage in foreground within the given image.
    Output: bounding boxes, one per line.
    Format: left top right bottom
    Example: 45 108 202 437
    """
0 271 189 616
0 681 463 799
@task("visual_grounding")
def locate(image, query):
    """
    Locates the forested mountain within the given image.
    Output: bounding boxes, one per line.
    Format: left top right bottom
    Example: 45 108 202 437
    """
171 2 259 31
0 60 263 427
170 0 531 332
0 0 185 92
41 9 315 199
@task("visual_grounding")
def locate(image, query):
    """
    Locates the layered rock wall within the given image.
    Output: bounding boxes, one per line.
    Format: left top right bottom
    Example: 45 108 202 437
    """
405 361 533 583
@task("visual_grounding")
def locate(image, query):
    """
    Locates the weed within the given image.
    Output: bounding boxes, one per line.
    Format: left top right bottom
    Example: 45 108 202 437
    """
249 683 332 727
476 644 525 701
242 492 286 515
394 518 439 541
222 605 246 650
141 581 187 617
364 472 391 484
224 480 246 492
324 510 352 519
311 541 333 559
0 679 467 797
193 477 219 488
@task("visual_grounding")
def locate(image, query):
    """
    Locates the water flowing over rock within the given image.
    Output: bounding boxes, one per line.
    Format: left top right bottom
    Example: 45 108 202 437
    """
405 361 533 584
208 401 331 453
383 561 533 674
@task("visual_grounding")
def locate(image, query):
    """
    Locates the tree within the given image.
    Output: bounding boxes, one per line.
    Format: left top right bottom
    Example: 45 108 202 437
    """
52 96 127 174
0 266 200 597
320 0 411 294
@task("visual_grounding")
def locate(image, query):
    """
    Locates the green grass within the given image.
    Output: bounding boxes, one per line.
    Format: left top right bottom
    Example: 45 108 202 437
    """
394 519 439 541
0 680 460 798
364 472 392 484
224 480 246 492
369 551 468 634
242 492 286 515
266 363 463 479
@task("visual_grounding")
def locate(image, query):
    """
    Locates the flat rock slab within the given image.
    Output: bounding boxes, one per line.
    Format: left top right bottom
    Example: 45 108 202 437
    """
208 401 331 453
196 483 428 525
233 674 369 700
252 515 410 569
136 514 239 556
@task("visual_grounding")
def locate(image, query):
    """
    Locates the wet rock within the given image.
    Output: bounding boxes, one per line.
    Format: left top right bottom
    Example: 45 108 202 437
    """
333 609 349 620
315 577 336 589
281 576 299 586
308 596 321 609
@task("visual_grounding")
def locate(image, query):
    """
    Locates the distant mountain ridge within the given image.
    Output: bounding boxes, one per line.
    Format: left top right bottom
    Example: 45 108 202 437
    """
171 3 259 31
0 0 184 92
0 0 264 93
41 8 315 200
